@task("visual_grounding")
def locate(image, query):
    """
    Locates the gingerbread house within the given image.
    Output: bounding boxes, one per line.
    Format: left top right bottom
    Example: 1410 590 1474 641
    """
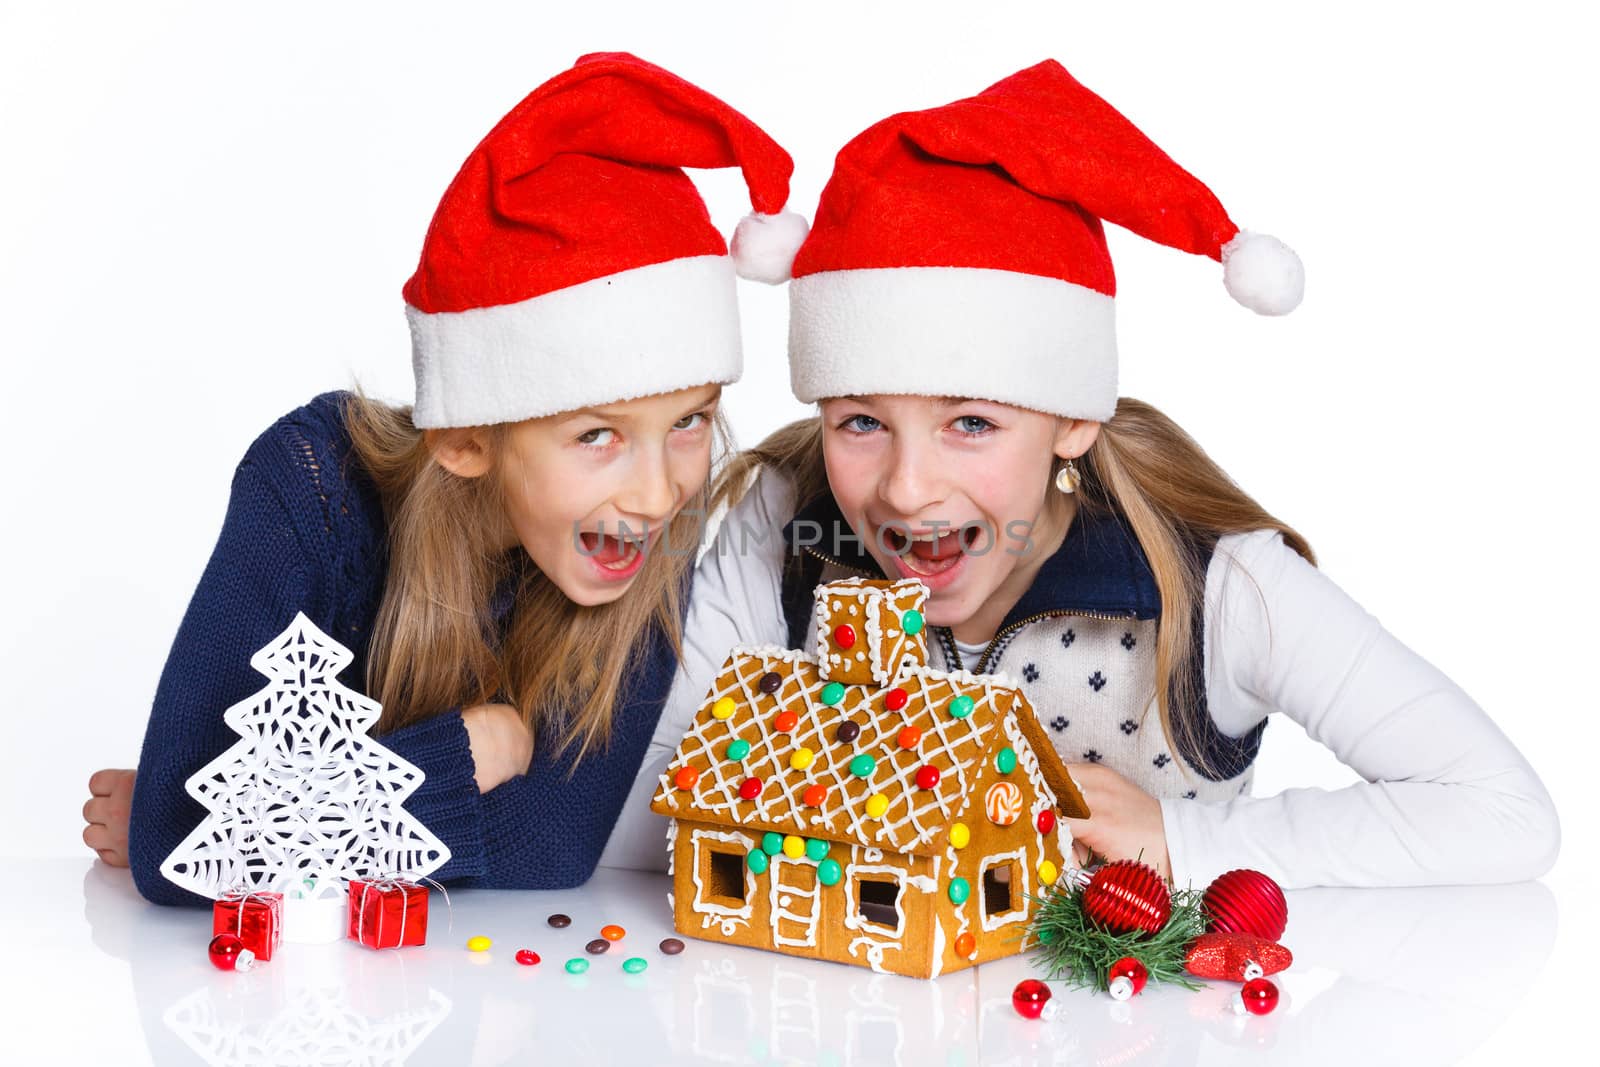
650 577 1090 979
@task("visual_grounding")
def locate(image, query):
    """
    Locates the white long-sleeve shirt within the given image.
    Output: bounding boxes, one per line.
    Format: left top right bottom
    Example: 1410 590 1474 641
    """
602 472 1560 890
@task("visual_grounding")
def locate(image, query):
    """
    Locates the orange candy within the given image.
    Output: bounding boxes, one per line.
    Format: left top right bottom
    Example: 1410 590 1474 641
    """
674 766 699 790
896 726 922 750
802 784 828 807
601 924 626 942
956 932 976 959
773 710 799 733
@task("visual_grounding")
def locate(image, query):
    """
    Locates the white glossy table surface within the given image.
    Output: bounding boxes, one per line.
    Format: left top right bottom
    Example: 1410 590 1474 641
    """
1 859 1562 1066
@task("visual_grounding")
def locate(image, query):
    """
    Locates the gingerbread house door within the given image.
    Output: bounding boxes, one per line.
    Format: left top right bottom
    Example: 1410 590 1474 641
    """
768 856 821 948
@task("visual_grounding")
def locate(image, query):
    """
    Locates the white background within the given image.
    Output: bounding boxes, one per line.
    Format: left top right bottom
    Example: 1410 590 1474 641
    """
2 0 1594 1061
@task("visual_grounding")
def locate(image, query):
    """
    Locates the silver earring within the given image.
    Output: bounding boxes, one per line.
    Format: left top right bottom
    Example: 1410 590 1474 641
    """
1055 459 1081 494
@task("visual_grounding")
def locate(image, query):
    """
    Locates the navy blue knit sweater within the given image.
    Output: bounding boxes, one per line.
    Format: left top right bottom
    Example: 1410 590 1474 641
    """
128 392 681 906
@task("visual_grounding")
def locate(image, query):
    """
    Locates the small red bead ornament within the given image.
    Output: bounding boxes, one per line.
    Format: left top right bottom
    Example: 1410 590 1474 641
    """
773 710 799 733
1236 977 1280 1016
915 765 941 790
207 933 255 972
1035 809 1056 835
802 784 827 807
1107 957 1148 1001
1183 932 1293 980
738 777 763 800
1081 859 1171 935
1011 979 1053 1019
885 687 909 711
833 624 857 649
1202 869 1288 941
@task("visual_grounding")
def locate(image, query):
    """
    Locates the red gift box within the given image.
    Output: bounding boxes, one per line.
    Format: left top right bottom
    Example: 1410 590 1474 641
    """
212 890 283 963
347 879 429 949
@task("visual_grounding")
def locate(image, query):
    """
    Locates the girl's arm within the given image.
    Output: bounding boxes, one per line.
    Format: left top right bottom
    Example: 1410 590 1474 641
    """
599 470 795 871
1160 529 1560 889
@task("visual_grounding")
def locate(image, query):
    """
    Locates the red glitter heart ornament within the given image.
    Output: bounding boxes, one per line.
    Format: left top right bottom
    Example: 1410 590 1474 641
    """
1182 932 1293 980
1081 860 1171 935
1202 869 1288 941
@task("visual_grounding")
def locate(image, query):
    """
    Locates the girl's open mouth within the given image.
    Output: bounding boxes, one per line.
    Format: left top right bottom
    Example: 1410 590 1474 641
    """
578 530 651 580
880 524 983 578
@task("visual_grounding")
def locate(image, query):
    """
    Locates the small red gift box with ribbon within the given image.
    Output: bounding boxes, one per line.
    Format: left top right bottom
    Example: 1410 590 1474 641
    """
212 890 283 963
347 878 429 950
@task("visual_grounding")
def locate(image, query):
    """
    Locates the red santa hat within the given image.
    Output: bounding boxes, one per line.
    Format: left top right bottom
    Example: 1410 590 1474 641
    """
403 52 807 429
782 60 1303 421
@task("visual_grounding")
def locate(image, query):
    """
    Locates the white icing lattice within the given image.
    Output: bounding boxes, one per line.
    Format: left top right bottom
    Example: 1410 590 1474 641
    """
160 613 451 900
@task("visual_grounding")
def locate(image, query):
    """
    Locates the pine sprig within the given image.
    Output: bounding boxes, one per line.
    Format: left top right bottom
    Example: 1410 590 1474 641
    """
1026 880 1206 993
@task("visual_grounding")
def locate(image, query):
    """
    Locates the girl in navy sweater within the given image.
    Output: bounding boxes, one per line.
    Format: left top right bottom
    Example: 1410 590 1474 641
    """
81 53 808 903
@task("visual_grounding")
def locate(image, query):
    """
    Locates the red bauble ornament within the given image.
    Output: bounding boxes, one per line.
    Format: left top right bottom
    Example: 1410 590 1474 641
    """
1238 978 1280 1015
1183 932 1293 980
1081 860 1171 935
1203 869 1288 941
1107 956 1148 1000
207 933 255 972
1012 979 1052 1019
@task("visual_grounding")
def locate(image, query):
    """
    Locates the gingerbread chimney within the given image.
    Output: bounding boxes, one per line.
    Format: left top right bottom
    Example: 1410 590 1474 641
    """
812 578 929 688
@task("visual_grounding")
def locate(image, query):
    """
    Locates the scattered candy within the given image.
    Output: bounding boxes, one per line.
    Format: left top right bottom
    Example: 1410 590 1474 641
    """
724 739 751 761
1107 957 1148 1000
585 938 610 955
833 624 857 649
1036 809 1056 835
820 682 846 706
835 721 861 744
949 822 971 849
659 938 685 955
1012 979 1052 1019
915 765 941 790
817 858 843 886
761 832 785 855
995 746 1018 774
622 957 649 974
802 784 828 807
467 936 492 952
897 726 922 749
773 710 799 732
782 835 806 859
849 754 877 778
747 849 770 874
515 949 540 966
548 914 572 928
738 777 763 800
711 696 737 720
885 687 909 711
565 958 589 975
865 793 890 818
601 924 626 942
207 933 255 972
789 747 815 771
758 671 783 694
804 838 829 861
948 695 974 719
949 878 971 905
902 610 924 635
673 766 699 790
955 932 976 959
1236 978 1280 1016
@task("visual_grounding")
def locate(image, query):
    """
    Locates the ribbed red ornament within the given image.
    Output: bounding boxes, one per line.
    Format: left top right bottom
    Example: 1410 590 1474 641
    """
1202 869 1288 940
1081 860 1171 935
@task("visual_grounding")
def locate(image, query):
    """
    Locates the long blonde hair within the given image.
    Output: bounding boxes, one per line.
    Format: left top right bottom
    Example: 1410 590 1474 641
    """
715 398 1313 775
344 393 704 762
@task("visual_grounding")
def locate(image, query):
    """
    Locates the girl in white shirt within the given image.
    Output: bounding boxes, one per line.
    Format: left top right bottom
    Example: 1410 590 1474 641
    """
607 59 1558 890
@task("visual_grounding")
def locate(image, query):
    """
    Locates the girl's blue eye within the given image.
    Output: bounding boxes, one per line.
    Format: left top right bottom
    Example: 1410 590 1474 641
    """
577 428 616 446
842 414 881 434
955 415 995 435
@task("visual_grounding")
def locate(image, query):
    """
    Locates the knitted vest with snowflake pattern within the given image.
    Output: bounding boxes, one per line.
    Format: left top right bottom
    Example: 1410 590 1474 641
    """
778 493 1262 804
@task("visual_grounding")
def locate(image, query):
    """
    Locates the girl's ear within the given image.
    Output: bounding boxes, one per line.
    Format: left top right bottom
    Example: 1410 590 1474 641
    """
425 427 495 478
1053 418 1102 460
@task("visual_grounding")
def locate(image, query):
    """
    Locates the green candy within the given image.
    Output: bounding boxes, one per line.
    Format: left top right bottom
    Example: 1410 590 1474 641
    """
948 695 975 719
996 746 1018 774
622 957 648 974
804 838 829 862
821 682 846 706
761 832 785 856
848 753 877 778
725 739 751 761
747 848 770 875
1036 928 1058 945
565 958 589 975
901 609 924 636
948 877 971 905
817 858 843 886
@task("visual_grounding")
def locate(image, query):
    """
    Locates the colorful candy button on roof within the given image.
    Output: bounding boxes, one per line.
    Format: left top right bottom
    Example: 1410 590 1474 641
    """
674 765 699 790
758 671 783 694
835 721 861 744
821 682 846 706
725 739 751 761
802 783 828 807
896 726 922 750
834 623 857 649
902 609 924 635
773 710 799 732
739 777 763 800
948 695 975 719
996 746 1018 774
789 746 815 771
849 754 876 777
711 696 737 720
915 765 941 790
885 687 909 711
865 793 889 818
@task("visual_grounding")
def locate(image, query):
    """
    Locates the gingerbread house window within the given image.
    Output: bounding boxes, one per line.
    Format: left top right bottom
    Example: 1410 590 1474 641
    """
979 849 1030 930
706 849 747 906
983 863 1015 916
691 829 756 914
855 876 903 930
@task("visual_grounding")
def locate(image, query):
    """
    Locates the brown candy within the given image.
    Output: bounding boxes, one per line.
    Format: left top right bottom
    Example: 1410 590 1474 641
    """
547 913 571 928
835 721 861 744
585 938 610 955
659 938 685 955
758 671 783 694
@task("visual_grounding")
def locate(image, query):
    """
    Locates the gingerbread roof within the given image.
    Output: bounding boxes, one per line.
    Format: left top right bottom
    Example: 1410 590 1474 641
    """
649 643 1088 858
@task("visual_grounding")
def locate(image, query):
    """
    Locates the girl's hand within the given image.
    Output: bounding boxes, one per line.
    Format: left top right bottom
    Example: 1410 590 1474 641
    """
83 769 136 867
462 703 533 793
1061 762 1172 881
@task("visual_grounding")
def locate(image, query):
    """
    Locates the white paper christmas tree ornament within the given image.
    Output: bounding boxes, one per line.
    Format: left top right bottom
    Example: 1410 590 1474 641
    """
161 613 451 942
